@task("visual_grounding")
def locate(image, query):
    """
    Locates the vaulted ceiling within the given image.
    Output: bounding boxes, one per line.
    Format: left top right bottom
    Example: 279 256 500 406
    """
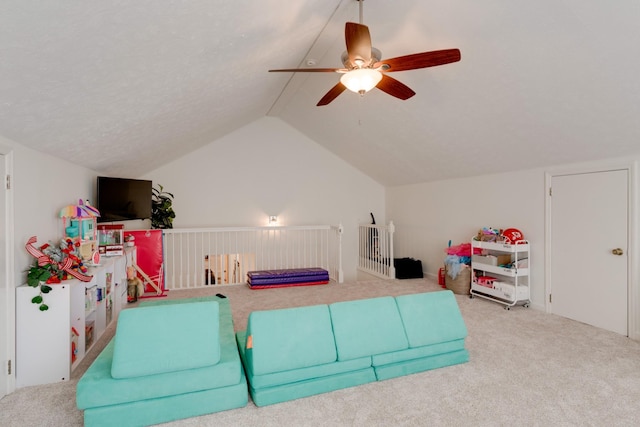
2 1 640 186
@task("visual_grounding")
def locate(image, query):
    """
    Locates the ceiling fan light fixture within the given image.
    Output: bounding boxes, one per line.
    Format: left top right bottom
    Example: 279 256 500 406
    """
340 68 382 95
269 19 460 106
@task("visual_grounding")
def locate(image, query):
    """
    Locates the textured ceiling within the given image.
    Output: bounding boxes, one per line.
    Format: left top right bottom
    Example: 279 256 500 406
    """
2 1 640 186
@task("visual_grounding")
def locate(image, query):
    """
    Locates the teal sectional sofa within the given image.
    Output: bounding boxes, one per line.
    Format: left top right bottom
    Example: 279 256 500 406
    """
77 296 247 426
236 290 469 406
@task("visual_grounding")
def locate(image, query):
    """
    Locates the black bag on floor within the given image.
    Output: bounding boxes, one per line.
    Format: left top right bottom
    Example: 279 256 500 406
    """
394 258 424 279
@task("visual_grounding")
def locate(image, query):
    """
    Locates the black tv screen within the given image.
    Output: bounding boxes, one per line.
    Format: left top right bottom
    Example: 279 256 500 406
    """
97 177 152 222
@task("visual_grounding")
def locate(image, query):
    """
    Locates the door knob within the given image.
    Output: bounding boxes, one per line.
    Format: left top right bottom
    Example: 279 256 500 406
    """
612 248 624 256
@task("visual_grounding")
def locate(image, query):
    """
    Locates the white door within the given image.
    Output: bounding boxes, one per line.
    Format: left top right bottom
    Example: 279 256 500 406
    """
0 154 7 397
549 169 628 335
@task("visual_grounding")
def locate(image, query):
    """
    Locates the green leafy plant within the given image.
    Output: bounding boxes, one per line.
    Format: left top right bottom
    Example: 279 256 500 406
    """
26 263 62 311
151 184 176 229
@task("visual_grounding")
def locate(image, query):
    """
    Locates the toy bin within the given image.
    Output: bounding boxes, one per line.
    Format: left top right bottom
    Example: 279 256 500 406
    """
445 265 471 295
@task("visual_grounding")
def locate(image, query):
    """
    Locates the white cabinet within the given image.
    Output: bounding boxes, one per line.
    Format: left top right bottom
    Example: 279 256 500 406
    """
16 281 78 386
16 249 135 388
469 239 530 310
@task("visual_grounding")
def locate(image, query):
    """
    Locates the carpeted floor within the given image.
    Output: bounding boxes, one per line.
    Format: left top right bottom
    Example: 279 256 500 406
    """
2 277 640 426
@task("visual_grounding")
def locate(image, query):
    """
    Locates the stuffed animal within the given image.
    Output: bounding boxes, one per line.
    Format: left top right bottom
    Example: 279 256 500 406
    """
60 238 88 274
476 227 503 242
126 266 144 303
41 241 64 263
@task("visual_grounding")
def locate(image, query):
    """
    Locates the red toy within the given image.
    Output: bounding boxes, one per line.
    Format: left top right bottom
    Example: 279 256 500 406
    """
475 275 497 288
501 228 525 244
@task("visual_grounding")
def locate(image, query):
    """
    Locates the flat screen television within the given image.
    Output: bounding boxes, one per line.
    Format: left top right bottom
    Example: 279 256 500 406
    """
97 177 152 222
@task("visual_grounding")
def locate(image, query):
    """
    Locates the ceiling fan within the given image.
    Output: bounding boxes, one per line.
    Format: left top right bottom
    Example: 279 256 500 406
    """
269 1 461 106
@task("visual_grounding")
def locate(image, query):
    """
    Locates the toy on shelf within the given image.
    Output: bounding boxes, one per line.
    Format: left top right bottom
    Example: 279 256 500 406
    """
98 224 124 256
60 238 89 275
474 227 526 245
475 227 503 242
59 199 100 261
125 234 135 247
71 327 79 363
126 266 144 303
474 274 497 288
25 236 93 283
501 228 525 244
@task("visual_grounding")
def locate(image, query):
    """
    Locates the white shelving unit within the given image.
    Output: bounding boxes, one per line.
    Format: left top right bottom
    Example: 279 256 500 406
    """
16 248 135 388
469 239 530 310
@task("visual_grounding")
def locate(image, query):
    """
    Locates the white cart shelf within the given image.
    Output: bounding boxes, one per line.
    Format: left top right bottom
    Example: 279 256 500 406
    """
469 239 530 310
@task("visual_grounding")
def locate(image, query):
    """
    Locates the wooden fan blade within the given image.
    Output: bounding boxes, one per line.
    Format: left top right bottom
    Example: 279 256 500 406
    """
269 68 344 73
374 49 461 72
376 74 416 100
345 22 372 66
317 82 347 106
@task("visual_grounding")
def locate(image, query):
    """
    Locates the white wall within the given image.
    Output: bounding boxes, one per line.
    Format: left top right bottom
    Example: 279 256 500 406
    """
142 117 385 281
387 168 544 303
386 156 640 311
2 137 97 288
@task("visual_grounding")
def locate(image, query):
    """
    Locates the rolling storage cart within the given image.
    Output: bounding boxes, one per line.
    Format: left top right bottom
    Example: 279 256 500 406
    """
469 239 530 310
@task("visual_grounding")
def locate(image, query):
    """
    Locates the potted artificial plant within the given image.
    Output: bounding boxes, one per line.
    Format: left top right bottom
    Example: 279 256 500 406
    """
26 262 62 311
151 184 176 229
25 236 93 311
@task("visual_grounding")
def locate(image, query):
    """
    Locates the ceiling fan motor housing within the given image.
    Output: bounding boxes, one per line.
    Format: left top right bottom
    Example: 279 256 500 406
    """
341 47 381 69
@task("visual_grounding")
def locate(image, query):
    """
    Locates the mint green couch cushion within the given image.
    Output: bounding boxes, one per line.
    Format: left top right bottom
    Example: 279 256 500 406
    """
395 290 468 347
77 338 242 409
374 349 470 381
329 297 408 361
236 330 371 389
79 296 248 425
78 297 243 410
246 367 376 407
243 304 337 375
111 301 221 379
371 291 470 381
82 375 248 427
372 339 467 366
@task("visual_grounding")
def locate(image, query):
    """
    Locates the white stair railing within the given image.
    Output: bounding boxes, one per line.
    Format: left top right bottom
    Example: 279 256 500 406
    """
162 225 343 290
358 221 395 279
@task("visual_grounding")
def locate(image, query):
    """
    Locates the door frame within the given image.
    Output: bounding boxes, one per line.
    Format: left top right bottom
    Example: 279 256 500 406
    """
0 144 15 395
544 159 639 340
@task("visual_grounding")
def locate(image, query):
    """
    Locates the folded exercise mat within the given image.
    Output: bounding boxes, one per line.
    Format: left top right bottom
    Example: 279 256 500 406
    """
248 268 328 280
248 280 329 289
248 274 329 285
247 268 329 289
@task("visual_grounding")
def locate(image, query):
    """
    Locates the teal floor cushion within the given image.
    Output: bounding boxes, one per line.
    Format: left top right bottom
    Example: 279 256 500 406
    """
236 304 376 406
235 290 470 406
77 296 247 427
373 291 469 380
